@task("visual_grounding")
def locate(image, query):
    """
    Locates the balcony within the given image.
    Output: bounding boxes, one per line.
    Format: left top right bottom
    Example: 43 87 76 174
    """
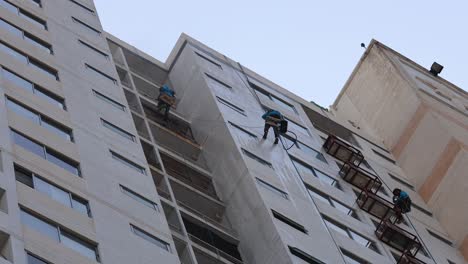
339 163 382 193
183 216 242 264
357 190 398 224
142 99 203 161
323 135 363 166
397 252 426 264
161 153 218 200
375 220 422 256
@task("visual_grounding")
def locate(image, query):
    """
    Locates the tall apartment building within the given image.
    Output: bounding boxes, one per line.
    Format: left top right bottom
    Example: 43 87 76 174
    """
332 40 468 259
0 1 466 264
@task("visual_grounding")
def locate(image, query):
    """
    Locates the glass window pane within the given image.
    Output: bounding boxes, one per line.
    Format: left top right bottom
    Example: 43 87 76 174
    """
34 177 71 207
60 231 97 261
20 210 59 242
34 88 65 109
41 119 72 141
131 225 170 252
0 42 27 63
27 253 49 264
0 19 22 37
313 169 336 186
19 10 46 30
0 0 18 14
45 150 79 176
121 186 158 211
330 200 352 214
324 219 349 237
24 34 51 54
14 166 34 187
29 59 57 80
11 131 45 158
2 69 34 91
298 143 327 163
111 151 146 174
307 188 330 205
291 159 312 177
71 197 90 216
6 99 40 123
349 230 371 247
101 119 134 141
93 90 125 111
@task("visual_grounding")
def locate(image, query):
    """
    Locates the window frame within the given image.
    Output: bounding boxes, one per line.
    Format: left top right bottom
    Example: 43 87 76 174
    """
130 224 171 252
228 121 257 138
11 129 81 176
205 73 232 90
256 178 288 199
92 90 125 111
69 0 95 15
85 63 116 85
78 40 108 59
291 157 340 189
15 165 91 217
242 149 273 168
272 210 308 234
71 17 101 35
110 150 146 175
195 51 222 69
101 118 135 142
120 185 159 212
217 96 246 116
306 185 358 220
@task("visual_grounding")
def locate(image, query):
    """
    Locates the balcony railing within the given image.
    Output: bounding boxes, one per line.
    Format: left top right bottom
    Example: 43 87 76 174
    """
375 220 422 256
357 190 398 224
339 163 382 193
177 200 235 236
397 252 426 264
323 135 363 166
189 234 243 264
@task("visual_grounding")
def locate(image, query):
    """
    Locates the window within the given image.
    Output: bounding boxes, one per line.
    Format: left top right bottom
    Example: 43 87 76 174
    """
195 51 222 69
447 260 456 264
120 185 159 211
130 224 171 252
85 63 116 85
6 98 72 141
15 165 91 216
323 217 379 253
252 83 297 113
229 122 257 138
217 96 246 115
205 73 231 89
388 173 415 190
110 150 146 175
272 210 307 234
282 136 327 163
11 130 80 176
20 208 99 261
372 149 396 164
19 9 47 30
256 178 288 199
72 17 100 35
242 149 272 168
0 0 47 29
69 0 95 14
286 118 310 136
427 230 453 246
27 252 50 264
0 42 58 79
101 119 135 142
24 32 53 54
342 249 369 264
78 40 108 59
306 185 358 219
29 0 42 7
411 203 433 216
0 18 52 53
92 90 125 111
2 68 65 109
289 246 325 264
291 158 340 189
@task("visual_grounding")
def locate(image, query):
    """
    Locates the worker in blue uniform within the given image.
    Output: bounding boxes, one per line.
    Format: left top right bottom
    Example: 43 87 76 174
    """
392 188 412 223
157 84 176 121
262 109 283 144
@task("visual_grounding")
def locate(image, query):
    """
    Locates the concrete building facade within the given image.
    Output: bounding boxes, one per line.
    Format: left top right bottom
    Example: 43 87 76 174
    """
0 1 465 264
332 40 468 260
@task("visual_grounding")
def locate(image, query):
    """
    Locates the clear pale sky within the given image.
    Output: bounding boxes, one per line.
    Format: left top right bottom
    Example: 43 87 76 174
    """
94 0 468 107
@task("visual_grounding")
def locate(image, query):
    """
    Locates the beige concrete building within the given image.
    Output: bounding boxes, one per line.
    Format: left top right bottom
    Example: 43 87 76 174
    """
332 40 468 260
0 0 466 263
